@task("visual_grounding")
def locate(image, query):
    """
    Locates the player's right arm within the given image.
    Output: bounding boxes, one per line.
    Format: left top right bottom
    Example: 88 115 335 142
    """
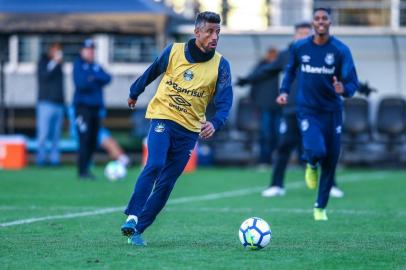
278 44 299 104
241 52 285 84
128 44 173 102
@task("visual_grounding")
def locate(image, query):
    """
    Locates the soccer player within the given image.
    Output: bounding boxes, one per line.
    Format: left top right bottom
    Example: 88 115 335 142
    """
276 8 359 220
121 11 233 246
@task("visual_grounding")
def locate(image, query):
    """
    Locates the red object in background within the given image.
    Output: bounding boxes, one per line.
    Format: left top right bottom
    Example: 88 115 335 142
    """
0 136 27 170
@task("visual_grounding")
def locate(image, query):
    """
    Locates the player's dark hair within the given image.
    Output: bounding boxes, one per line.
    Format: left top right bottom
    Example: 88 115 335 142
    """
294 22 312 30
313 7 332 15
195 11 221 28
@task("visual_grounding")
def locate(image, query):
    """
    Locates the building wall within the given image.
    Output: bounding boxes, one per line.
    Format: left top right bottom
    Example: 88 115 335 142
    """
4 33 406 125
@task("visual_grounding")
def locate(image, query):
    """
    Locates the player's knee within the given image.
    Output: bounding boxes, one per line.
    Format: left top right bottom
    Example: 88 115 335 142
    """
156 180 176 193
305 146 326 162
145 159 165 173
311 146 326 160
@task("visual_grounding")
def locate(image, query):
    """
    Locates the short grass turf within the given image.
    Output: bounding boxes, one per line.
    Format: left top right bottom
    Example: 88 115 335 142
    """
0 166 405 270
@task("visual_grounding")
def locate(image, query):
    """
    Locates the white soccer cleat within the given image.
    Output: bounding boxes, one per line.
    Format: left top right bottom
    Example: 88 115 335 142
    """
261 186 286 197
330 186 344 198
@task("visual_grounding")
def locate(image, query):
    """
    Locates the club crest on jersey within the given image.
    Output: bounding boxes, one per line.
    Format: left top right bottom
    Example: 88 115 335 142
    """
183 70 194 81
325 53 335 65
301 119 309 131
301 55 311 63
154 122 165 133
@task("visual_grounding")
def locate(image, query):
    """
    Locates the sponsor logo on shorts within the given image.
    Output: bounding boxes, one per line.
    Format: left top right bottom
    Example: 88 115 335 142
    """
154 122 165 133
76 115 87 133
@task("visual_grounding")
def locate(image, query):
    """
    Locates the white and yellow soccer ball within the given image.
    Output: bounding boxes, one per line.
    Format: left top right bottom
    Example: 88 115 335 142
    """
239 217 271 250
104 161 127 181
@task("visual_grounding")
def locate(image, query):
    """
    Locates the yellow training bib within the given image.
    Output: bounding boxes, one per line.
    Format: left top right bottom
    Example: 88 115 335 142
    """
145 43 222 132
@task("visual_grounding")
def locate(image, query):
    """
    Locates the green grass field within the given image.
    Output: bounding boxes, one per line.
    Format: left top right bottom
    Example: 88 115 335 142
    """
1 166 405 270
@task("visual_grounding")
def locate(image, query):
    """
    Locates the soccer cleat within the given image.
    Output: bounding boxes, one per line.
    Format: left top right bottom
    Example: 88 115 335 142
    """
330 186 344 198
261 186 286 197
78 172 96 180
121 218 137 237
305 164 318 190
313 208 328 221
128 232 147 247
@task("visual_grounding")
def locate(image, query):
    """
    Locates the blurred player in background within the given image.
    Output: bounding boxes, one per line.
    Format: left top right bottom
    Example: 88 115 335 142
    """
73 39 112 179
276 8 359 220
121 11 233 246
237 47 281 167
36 42 64 166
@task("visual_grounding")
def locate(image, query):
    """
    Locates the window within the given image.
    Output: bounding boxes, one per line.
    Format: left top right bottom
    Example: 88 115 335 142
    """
18 34 89 63
314 0 391 26
18 35 39 63
401 0 406 26
109 35 157 63
40 35 88 63
0 35 9 62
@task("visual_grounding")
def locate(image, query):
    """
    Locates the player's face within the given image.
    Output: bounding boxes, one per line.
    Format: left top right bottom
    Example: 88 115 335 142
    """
312 10 331 36
81 48 95 63
195 22 221 52
294 27 311 41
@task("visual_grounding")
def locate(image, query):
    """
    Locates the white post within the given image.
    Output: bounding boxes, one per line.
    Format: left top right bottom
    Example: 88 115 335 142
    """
8 35 18 70
94 34 109 66
271 0 282 26
391 0 400 31
302 0 313 22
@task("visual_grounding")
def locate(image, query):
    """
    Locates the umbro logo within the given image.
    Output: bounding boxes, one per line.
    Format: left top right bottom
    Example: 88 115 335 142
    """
302 55 311 63
169 94 191 107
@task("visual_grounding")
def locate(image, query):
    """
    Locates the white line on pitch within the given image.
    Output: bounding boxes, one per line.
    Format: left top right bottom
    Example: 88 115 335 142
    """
165 206 406 217
0 171 391 228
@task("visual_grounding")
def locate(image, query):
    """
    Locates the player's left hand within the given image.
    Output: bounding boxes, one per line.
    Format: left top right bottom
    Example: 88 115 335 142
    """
333 76 345 94
128 97 137 110
200 121 215 139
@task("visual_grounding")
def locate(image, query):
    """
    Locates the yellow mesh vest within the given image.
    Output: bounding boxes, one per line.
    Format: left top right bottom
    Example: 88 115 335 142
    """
145 43 222 132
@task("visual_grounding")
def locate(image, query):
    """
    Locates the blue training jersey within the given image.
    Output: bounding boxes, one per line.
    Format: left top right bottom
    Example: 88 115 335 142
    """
280 35 359 112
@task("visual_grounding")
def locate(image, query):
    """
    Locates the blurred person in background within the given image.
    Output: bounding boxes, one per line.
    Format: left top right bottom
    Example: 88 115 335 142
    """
276 8 359 220
237 48 281 167
73 38 112 179
257 22 313 197
121 11 233 247
36 42 65 167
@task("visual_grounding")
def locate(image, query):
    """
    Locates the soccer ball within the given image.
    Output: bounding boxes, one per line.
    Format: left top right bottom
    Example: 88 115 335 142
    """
104 161 127 181
239 217 271 250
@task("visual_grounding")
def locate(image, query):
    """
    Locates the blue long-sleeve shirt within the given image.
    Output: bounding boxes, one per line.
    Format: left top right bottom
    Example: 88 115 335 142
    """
129 43 233 131
280 35 359 112
73 57 112 107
